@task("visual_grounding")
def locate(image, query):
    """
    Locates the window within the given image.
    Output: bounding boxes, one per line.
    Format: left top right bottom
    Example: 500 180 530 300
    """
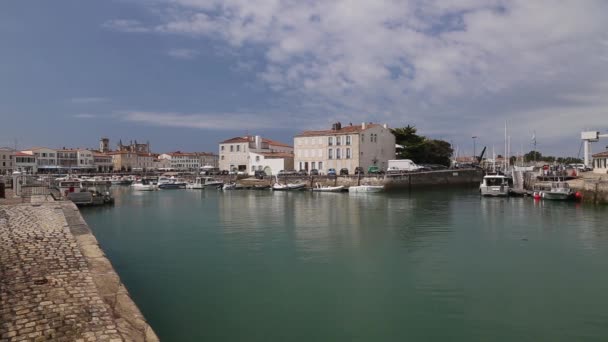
336 136 341 145
328 137 333 146
346 135 351 145
361 134 365 142
328 149 333 159
230 145 234 152
311 162 316 169
237 145 240 152
251 166 255 172
221 146 225 151
346 148 351 159
319 161 323 170
337 148 342 159
299 162 303 170
255 156 260 162
221 156 225 160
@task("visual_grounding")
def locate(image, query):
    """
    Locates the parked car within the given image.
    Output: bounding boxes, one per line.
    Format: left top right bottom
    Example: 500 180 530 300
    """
279 170 297 176
339 168 349 176
254 170 267 179
297 169 308 176
327 168 337 176
310 169 319 176
220 170 229 175
354 167 365 175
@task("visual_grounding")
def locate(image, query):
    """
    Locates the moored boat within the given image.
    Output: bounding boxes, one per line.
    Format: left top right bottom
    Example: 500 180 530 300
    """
348 185 384 193
480 174 510 197
535 181 575 200
312 184 345 192
272 182 306 191
131 178 158 191
187 177 224 189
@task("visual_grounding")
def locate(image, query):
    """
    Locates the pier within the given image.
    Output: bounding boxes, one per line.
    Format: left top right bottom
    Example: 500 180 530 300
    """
0 192 158 341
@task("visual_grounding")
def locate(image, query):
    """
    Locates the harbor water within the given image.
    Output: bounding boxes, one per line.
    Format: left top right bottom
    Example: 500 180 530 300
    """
81 187 608 341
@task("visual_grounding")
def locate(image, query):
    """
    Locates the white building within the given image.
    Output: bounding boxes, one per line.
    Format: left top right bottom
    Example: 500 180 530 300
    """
0 147 15 174
93 153 113 172
194 152 219 168
15 152 37 173
219 135 293 172
159 152 200 171
294 122 396 174
22 147 58 173
592 151 608 174
77 150 95 170
249 152 295 175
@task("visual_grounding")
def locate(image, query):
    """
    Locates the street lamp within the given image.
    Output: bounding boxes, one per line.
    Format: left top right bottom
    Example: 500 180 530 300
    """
472 136 478 163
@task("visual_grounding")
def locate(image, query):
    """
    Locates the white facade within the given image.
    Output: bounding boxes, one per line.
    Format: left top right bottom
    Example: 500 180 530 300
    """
249 152 294 175
0 147 15 174
23 147 58 171
219 135 293 172
15 153 37 173
593 152 608 174
294 122 396 174
77 150 95 169
159 153 200 170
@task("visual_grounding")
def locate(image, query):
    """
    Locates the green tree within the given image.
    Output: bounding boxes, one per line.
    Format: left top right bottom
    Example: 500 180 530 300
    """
391 126 453 166
524 150 542 162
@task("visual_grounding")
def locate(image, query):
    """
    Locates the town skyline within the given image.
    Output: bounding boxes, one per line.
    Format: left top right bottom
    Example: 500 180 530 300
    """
2 1 608 157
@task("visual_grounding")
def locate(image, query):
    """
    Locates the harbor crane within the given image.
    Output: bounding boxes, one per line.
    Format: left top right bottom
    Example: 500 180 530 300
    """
581 131 608 167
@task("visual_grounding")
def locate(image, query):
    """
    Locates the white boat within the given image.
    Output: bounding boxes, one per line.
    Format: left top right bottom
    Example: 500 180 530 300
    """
348 185 384 193
480 174 510 197
187 177 224 189
539 181 573 200
131 178 158 191
57 179 83 197
272 183 306 191
312 184 345 192
222 182 237 190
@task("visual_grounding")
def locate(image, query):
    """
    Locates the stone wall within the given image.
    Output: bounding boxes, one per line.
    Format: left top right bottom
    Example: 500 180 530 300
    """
0 202 159 341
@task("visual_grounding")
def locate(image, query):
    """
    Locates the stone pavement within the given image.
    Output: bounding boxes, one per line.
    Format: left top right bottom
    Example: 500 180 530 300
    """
0 202 158 341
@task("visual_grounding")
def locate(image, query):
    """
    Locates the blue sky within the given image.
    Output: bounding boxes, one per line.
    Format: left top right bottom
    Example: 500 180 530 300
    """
2 0 608 157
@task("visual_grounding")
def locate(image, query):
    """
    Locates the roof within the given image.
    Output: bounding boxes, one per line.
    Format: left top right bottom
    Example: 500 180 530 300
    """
296 123 381 137
255 152 295 159
165 151 197 156
592 151 608 158
0 147 15 152
24 146 55 151
219 135 292 148
15 152 33 157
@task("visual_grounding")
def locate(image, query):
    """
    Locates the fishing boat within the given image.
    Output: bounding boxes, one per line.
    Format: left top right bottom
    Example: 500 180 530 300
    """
158 176 187 189
187 177 224 189
131 178 158 191
57 178 83 197
480 174 510 197
312 184 345 192
348 185 384 193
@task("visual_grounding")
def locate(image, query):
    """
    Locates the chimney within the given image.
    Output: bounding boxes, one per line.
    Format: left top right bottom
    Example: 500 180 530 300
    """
332 122 342 131
255 135 261 150
361 122 366 129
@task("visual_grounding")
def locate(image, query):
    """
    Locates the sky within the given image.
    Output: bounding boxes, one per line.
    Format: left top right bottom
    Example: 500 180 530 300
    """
1 0 608 157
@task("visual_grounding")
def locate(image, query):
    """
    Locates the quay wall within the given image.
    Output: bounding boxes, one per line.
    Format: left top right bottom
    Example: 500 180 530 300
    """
237 169 483 189
574 178 608 205
0 201 159 341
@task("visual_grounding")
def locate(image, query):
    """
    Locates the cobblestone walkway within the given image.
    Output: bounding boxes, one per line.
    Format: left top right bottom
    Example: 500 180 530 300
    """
0 204 126 341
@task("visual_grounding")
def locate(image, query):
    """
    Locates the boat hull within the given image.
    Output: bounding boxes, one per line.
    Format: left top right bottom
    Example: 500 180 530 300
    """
348 186 384 193
312 186 345 192
542 192 572 200
273 184 306 191
480 186 509 197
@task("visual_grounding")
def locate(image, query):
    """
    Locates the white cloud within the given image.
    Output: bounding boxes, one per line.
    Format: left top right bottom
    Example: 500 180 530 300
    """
167 48 199 59
73 113 97 119
70 97 108 104
117 110 301 130
102 19 149 33
106 0 608 153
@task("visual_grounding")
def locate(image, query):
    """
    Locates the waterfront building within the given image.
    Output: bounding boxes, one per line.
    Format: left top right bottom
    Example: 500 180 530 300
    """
194 152 219 168
99 137 110 153
93 153 114 172
592 150 608 174
110 151 154 172
219 135 293 172
249 152 295 175
159 152 200 171
15 152 37 173
294 122 396 174
0 147 15 174
57 149 79 170
22 147 58 173
117 139 151 154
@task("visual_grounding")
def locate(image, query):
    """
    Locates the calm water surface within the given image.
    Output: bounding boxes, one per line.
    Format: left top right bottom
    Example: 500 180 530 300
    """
81 187 608 341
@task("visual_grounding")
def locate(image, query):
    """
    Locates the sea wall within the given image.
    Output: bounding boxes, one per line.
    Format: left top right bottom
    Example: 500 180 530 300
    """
577 179 608 205
0 201 159 341
238 169 483 190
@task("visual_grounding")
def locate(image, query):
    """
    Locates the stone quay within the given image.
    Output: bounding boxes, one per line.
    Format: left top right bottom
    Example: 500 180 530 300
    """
0 198 158 342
